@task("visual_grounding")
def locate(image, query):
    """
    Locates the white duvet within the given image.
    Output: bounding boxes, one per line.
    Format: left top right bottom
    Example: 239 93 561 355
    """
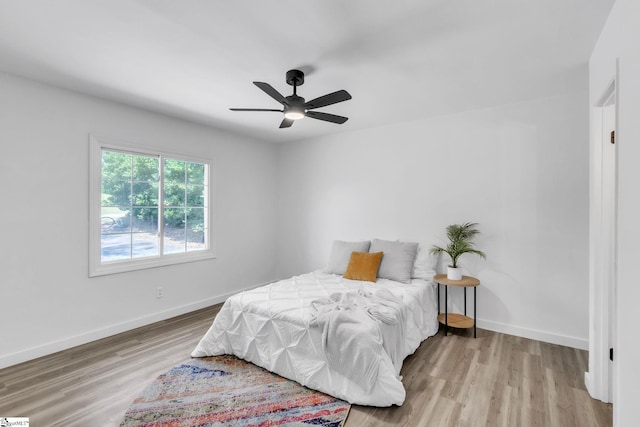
191 271 439 406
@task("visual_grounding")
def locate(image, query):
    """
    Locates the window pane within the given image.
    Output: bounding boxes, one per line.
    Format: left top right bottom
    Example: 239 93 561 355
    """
164 208 185 228
101 207 130 234
164 232 186 254
164 159 186 183
133 208 158 233
113 210 132 231
187 208 206 251
187 208 204 228
101 180 131 207
187 162 205 184
100 215 117 235
187 231 206 251
101 233 132 262
164 208 186 254
186 185 205 207
132 182 159 206
132 233 159 258
102 151 131 180
133 156 159 181
164 183 185 206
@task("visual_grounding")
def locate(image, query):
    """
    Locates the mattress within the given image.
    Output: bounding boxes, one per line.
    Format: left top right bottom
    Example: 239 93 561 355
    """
191 271 439 406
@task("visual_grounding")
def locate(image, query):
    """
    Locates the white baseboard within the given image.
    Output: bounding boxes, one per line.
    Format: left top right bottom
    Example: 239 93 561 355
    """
585 371 593 396
1 285 589 370
0 282 270 370
477 318 588 350
583 369 612 403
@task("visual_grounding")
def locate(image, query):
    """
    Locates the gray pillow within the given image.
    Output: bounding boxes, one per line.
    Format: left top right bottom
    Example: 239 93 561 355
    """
324 240 371 275
370 239 419 283
412 245 439 280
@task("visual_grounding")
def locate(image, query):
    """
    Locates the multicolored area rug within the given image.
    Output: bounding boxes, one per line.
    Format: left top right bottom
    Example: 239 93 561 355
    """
120 355 350 427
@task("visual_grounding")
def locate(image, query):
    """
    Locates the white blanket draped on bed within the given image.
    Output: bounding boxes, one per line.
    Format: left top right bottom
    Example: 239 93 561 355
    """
191 271 438 406
310 289 404 393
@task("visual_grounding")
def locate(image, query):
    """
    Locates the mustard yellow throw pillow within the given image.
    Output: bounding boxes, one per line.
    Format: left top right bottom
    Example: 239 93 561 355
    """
343 251 383 282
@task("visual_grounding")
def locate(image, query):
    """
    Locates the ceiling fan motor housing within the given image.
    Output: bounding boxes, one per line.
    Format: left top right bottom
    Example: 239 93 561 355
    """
285 94 305 108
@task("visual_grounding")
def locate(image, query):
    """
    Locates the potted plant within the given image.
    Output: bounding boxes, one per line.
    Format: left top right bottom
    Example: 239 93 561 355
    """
430 222 486 280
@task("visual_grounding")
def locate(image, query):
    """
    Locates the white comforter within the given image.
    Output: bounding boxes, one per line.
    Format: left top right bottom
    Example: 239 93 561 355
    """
191 271 439 406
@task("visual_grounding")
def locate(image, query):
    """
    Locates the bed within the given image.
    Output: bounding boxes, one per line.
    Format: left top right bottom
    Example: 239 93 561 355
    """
191 240 439 407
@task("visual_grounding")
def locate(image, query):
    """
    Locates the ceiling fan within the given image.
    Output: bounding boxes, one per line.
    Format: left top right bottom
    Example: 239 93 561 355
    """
230 69 352 128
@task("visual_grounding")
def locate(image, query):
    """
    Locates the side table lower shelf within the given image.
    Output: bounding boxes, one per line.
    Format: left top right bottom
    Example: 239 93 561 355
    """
437 313 474 329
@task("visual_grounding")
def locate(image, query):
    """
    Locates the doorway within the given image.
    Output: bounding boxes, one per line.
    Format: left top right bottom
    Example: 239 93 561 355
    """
601 89 616 404
587 78 617 404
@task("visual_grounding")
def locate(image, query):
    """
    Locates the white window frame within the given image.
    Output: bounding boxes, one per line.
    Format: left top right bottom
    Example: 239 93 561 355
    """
89 134 215 277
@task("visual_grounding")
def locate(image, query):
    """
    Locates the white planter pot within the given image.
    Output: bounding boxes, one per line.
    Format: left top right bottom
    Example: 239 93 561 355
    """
447 266 462 280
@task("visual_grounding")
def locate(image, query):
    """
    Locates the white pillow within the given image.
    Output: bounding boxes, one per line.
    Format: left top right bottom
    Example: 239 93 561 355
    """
369 239 418 284
324 240 371 275
412 245 439 280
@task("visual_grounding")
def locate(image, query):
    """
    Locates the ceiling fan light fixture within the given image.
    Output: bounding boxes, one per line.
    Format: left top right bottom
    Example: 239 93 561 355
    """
284 109 305 120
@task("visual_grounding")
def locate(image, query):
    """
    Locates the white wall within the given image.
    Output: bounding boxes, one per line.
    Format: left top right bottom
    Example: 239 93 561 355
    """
0 72 278 368
0 62 595 371
276 89 590 349
590 1 640 424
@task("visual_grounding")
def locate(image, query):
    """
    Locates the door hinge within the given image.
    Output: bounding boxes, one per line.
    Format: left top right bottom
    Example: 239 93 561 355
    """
611 130 615 145
610 347 614 361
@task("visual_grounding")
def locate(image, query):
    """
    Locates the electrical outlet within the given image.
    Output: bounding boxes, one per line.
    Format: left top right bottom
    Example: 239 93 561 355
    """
156 287 163 299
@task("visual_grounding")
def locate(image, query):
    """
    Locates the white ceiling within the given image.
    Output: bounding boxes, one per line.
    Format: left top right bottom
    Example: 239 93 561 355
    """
0 0 614 143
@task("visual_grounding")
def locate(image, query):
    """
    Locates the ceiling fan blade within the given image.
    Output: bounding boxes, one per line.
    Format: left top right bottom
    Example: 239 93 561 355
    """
254 82 287 105
306 111 348 124
230 108 282 112
305 90 352 110
279 118 294 128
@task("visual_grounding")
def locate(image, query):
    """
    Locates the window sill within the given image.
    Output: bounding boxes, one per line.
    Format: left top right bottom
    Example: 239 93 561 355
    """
89 250 216 277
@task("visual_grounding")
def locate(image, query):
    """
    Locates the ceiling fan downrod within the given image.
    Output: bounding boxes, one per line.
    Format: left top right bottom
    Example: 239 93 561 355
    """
285 69 305 97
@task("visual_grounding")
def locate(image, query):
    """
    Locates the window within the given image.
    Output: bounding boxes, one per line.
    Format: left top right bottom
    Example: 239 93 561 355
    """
90 135 213 276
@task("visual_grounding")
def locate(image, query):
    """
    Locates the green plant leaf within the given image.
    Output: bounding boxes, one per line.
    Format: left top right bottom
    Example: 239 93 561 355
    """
431 222 486 268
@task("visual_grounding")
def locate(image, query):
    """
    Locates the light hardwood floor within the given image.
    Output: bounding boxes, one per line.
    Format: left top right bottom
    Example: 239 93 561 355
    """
0 305 612 427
